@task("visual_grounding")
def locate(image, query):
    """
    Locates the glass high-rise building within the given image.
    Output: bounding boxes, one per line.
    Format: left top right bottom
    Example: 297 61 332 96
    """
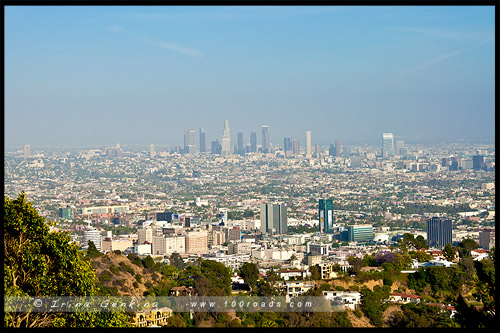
335 139 341 157
260 203 287 235
221 120 231 156
284 137 292 152
262 126 270 153
305 131 312 157
250 132 257 152
427 217 452 248
319 199 334 233
237 132 244 154
395 140 405 156
291 137 300 155
382 133 394 157
199 128 206 153
184 128 196 154
473 155 486 170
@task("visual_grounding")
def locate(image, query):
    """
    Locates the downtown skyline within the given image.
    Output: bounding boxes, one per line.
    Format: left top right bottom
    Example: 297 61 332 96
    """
5 6 495 147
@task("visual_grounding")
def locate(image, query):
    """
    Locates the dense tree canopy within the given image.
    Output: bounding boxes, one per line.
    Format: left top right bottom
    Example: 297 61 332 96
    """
4 193 129 327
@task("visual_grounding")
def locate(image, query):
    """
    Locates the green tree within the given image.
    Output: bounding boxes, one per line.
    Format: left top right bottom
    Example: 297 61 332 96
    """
442 243 456 262
310 265 320 280
4 193 129 327
143 255 155 269
200 260 232 295
169 252 185 270
86 241 103 258
457 238 479 258
239 262 259 292
389 303 455 328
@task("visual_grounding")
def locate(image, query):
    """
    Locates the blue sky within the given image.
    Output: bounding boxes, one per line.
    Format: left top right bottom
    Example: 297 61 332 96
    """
4 6 495 148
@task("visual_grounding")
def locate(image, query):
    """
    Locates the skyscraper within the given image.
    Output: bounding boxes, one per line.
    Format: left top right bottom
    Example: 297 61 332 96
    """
149 144 156 158
426 217 452 248
221 120 231 156
395 140 405 156
329 144 335 156
382 133 394 157
250 132 257 152
284 137 292 152
291 137 300 155
23 144 31 159
473 155 486 170
211 140 221 154
199 128 206 153
261 126 270 153
335 138 341 157
260 203 287 235
305 131 312 157
319 199 334 233
237 132 244 154
184 128 196 154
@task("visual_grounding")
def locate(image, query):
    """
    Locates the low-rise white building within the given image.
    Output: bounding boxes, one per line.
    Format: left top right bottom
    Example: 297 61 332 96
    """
322 291 361 310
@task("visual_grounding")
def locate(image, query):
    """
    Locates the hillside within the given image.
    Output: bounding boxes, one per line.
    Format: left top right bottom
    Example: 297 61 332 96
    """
90 251 164 296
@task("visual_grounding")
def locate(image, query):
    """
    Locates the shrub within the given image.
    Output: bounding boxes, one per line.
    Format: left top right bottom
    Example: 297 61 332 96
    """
109 265 120 275
119 262 135 275
99 270 113 282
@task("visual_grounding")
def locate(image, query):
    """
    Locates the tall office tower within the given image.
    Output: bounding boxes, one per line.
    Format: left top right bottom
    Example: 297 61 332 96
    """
221 120 231 156
450 156 461 171
23 144 31 159
199 128 206 153
260 203 288 235
315 144 321 157
184 128 196 154
291 137 300 155
237 132 244 154
426 217 452 248
211 140 222 154
149 144 156 158
395 140 405 156
473 155 486 170
328 144 334 156
479 228 495 250
284 137 292 152
335 138 341 157
305 131 312 157
250 132 257 152
382 133 395 157
318 199 334 233
261 126 270 153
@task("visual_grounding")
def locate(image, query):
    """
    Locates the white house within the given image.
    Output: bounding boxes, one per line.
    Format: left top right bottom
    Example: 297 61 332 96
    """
323 291 361 310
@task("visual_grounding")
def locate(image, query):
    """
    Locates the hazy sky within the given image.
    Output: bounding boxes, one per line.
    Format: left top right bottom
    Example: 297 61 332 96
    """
4 6 495 148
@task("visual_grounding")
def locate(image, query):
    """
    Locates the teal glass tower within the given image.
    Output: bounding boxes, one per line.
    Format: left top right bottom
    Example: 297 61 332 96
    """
319 199 334 233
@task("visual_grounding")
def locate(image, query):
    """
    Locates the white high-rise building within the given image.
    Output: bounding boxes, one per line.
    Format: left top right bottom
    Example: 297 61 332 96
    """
221 120 231 156
23 144 31 159
382 133 394 157
305 131 312 157
149 144 156 158
184 128 197 154
261 126 270 153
